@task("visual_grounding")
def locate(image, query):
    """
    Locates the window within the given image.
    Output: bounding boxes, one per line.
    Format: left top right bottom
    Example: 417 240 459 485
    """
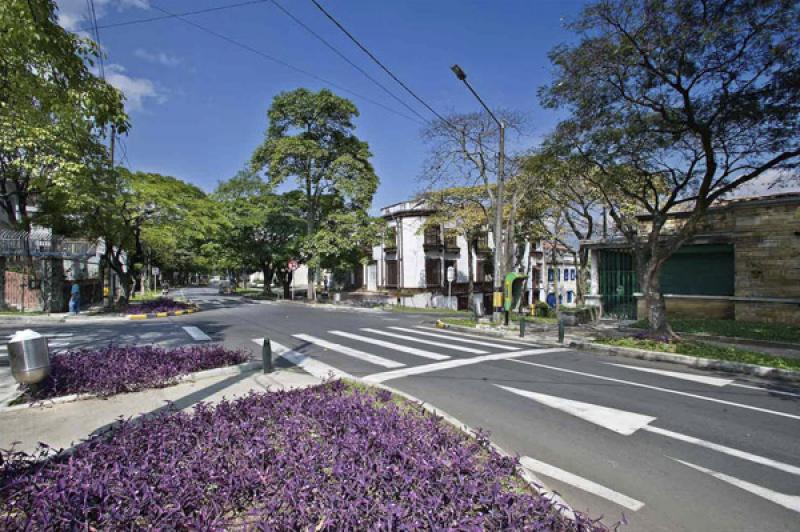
425 258 442 287
476 260 484 282
385 260 398 287
385 226 397 251
424 225 441 247
558 294 563 304
475 232 490 251
567 291 574 303
570 269 576 281
444 229 459 251
548 268 554 281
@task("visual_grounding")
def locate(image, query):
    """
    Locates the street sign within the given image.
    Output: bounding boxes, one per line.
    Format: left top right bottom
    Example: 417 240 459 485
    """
152 267 160 276
446 266 455 282
287 260 299 272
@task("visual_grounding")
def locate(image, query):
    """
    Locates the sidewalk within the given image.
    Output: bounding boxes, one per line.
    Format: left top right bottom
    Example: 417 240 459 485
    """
0 368 320 453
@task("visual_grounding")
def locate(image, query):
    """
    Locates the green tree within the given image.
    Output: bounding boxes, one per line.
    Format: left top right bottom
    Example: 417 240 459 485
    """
421 186 490 311
542 0 800 336
250 88 378 300
213 171 305 296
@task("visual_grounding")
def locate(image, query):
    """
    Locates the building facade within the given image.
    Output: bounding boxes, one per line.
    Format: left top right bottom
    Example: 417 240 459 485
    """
583 192 800 324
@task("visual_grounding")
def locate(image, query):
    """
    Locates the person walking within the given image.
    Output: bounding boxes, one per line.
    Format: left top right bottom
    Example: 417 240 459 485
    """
69 282 80 315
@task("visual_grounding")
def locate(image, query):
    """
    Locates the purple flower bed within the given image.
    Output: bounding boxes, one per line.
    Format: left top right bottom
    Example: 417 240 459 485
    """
22 345 249 401
0 382 613 530
123 297 193 314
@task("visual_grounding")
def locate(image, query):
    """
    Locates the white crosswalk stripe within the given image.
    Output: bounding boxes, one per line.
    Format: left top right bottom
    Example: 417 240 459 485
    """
361 328 487 354
414 325 534 347
294 334 405 369
328 330 450 361
390 326 522 350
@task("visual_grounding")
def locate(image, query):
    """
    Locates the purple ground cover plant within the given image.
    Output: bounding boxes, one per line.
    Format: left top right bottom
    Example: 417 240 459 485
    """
122 297 193 314
21 344 249 401
0 382 614 530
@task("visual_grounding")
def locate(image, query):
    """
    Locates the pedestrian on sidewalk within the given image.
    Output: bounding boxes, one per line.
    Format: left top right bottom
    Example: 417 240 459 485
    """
69 282 80 315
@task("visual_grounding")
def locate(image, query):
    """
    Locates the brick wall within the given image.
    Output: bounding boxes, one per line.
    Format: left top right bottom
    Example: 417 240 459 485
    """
5 271 43 311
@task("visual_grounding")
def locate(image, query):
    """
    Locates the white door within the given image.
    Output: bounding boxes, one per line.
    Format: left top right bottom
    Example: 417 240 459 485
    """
367 263 377 292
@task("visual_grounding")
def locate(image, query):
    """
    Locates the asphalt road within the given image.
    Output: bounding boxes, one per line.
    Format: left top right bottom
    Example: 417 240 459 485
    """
1 287 798 531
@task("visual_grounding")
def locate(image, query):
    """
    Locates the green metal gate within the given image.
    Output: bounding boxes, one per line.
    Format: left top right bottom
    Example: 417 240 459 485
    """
598 250 638 320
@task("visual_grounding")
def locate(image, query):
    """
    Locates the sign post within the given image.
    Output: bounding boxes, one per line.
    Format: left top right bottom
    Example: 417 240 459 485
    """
446 266 455 310
287 259 299 300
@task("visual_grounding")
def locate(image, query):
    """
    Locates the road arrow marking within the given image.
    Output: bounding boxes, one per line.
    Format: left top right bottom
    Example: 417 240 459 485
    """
495 385 656 435
495 384 800 476
520 456 645 511
329 330 450 360
293 334 405 369
362 328 487 354
183 326 211 341
670 458 800 513
509 359 800 421
606 363 734 387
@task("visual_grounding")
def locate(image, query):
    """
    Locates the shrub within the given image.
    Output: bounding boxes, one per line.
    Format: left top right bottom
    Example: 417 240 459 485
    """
122 297 192 314
534 300 553 318
21 344 249 401
0 383 610 530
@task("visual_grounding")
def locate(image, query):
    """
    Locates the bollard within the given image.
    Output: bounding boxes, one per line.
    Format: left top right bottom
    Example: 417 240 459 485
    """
262 337 273 373
558 318 565 344
519 316 526 338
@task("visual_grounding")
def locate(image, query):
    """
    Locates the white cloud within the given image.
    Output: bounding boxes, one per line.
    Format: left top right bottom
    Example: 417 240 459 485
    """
55 0 150 32
104 64 166 112
134 48 181 67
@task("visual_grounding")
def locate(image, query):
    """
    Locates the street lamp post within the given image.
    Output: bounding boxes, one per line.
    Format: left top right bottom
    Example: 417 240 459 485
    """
450 64 505 323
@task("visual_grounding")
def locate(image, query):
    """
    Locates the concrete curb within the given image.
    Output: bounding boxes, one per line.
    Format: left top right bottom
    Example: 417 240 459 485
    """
570 340 800 383
683 333 800 351
0 360 261 413
270 341 576 520
126 307 199 320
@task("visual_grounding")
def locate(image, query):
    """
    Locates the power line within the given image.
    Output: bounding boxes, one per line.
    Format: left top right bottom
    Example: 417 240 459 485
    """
267 0 428 124
147 2 423 124
86 0 104 78
80 0 271 32
309 0 457 130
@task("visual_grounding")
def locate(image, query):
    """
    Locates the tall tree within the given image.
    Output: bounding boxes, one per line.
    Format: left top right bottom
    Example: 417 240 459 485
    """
421 186 490 311
213 171 305 297
250 88 378 300
542 0 800 336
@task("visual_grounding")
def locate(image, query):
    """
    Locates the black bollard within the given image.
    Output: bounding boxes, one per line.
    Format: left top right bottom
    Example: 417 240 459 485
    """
262 337 273 373
558 318 565 344
520 316 526 338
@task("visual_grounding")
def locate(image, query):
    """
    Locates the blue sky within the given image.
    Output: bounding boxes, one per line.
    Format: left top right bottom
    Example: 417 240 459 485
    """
56 0 587 209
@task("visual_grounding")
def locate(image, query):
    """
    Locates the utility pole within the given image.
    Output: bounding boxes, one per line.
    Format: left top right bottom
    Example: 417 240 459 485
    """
450 64 506 323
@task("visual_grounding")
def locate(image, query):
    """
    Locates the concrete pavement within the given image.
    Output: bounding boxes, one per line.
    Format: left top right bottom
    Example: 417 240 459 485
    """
1 287 798 531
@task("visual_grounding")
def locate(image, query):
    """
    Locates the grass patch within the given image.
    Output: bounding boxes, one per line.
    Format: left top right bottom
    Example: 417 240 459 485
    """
633 318 800 344
384 305 472 315
236 288 276 300
440 317 479 328
597 337 800 371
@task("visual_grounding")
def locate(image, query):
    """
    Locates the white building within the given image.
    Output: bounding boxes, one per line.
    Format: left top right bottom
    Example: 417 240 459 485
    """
362 200 578 312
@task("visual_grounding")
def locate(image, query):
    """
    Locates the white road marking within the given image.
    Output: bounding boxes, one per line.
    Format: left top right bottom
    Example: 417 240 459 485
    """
268 340 355 380
329 330 449 361
363 348 568 384
389 326 522 349
496 381 800 476
670 458 800 513
495 385 656 435
182 326 211 342
644 426 800 476
293 334 405 369
415 325 534 346
520 456 645 512
606 362 734 387
509 359 800 421
730 383 800 398
362 328 487 354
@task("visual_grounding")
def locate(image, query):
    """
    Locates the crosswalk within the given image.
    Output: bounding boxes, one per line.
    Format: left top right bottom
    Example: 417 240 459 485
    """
0 332 76 363
281 325 543 377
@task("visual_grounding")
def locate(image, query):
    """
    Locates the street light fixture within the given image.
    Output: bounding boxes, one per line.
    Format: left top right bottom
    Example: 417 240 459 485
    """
450 63 506 323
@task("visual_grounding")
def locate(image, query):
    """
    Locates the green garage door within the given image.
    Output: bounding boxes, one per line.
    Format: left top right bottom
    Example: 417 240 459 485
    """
659 244 734 296
598 250 638 319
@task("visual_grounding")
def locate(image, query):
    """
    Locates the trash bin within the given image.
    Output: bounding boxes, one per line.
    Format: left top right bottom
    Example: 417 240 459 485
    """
7 330 51 385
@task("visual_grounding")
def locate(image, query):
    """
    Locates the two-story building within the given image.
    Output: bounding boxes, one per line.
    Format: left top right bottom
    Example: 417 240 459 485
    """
361 200 579 312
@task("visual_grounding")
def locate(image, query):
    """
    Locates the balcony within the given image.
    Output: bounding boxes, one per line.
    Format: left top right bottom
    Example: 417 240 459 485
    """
444 230 459 253
474 233 491 254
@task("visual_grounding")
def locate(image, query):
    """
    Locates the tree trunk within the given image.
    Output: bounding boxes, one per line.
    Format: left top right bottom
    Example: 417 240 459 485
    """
282 271 293 299
466 236 475 313
575 249 588 305
639 260 675 338
0 256 6 311
40 258 66 313
262 264 272 295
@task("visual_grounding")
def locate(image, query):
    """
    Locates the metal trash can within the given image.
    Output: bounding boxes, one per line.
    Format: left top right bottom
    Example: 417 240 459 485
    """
8 330 51 385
